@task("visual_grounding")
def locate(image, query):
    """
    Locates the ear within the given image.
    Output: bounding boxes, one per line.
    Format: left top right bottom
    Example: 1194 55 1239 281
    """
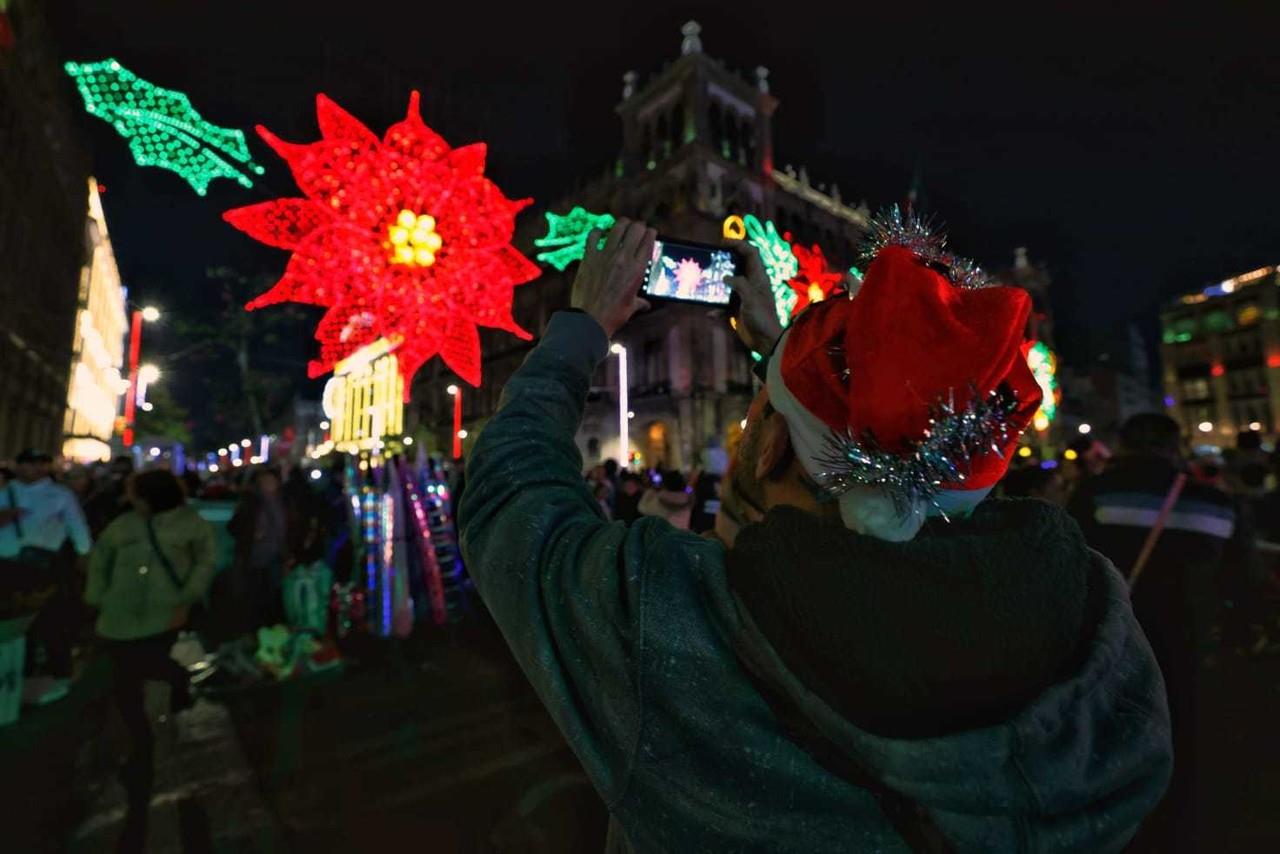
754 411 794 481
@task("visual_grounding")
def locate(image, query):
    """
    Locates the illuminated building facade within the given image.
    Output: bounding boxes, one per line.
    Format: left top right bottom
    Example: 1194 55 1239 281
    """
62 178 128 462
0 0 90 456
321 338 405 454
413 22 870 470
1161 265 1280 440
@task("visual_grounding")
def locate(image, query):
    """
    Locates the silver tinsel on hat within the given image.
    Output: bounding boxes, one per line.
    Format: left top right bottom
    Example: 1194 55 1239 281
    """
812 385 1019 518
858 205 996 290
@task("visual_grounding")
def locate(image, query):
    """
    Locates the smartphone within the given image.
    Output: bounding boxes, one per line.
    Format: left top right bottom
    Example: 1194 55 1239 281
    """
642 237 738 305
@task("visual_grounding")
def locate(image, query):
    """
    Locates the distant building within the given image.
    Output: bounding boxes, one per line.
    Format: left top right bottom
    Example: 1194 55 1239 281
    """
1160 265 1280 441
412 21 870 470
0 0 91 457
62 178 128 463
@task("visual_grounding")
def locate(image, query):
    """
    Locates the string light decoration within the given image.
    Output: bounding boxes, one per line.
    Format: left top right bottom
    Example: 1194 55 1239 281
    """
1025 340 1060 431
788 243 843 315
65 59 264 195
534 207 616 271
224 91 539 390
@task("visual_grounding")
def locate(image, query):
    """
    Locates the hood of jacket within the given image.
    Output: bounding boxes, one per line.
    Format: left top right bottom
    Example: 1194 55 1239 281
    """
722 498 1172 852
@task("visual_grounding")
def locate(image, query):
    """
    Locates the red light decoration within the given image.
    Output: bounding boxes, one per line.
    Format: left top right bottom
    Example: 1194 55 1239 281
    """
223 92 538 394
1268 354 1280 369
1211 363 1225 377
788 243 844 316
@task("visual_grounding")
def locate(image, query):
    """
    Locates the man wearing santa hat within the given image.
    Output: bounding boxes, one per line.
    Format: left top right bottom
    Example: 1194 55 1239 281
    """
459 213 1171 853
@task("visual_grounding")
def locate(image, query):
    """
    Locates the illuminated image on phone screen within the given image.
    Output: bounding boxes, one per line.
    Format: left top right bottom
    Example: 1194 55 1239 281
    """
643 240 735 305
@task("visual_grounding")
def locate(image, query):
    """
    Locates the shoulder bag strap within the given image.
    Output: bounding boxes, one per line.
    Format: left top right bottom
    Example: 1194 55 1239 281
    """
145 517 188 592
1128 472 1188 590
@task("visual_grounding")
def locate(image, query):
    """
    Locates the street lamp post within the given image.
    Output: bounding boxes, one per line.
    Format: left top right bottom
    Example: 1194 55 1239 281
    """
122 305 160 447
610 343 628 467
447 384 463 459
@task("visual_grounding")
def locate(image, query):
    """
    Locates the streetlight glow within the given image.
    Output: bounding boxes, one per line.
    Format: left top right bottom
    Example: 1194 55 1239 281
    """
141 306 161 322
457 429 469 439
240 439 251 448
138 363 160 384
1198 421 1213 433
403 436 414 445
1078 423 1092 435
446 384 459 396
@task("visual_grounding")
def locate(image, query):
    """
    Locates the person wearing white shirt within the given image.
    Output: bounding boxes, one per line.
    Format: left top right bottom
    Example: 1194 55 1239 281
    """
1 450 93 688
0 451 93 559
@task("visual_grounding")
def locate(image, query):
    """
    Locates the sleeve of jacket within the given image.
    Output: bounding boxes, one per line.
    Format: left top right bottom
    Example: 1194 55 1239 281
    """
458 310 683 807
62 489 93 556
177 515 217 605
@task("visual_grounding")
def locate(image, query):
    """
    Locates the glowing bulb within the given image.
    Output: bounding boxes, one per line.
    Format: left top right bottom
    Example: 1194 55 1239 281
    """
446 384 458 396
1249 421 1263 431
411 228 432 245
1017 446 1033 458
232 459 243 467
240 438 251 448
403 436 414 445
808 284 825 303
141 306 161 322
395 245 414 264
457 429 468 439
416 214 436 232
1078 423 1092 435
740 419 747 429
610 343 625 354
1198 421 1213 433
627 411 635 419
319 420 330 429
389 227 410 246
209 464 219 473
149 447 160 457
1064 449 1079 461
1033 412 1050 432
397 209 417 228
138 364 160 384
424 231 442 251
414 248 436 266
309 469 322 480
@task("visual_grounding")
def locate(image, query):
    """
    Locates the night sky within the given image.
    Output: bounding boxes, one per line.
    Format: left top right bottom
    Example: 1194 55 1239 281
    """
45 1 1280 443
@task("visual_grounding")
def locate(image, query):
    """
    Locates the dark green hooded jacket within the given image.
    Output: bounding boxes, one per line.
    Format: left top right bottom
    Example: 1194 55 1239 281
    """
459 311 1172 853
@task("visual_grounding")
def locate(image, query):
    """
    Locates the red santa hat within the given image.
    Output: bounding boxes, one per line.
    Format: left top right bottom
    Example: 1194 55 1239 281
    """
766 208 1043 541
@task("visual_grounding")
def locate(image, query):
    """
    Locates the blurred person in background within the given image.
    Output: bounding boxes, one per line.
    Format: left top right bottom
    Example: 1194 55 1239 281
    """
638 468 693 529
0 450 92 693
228 467 288 633
612 472 645 525
85 469 215 851
1069 413 1256 850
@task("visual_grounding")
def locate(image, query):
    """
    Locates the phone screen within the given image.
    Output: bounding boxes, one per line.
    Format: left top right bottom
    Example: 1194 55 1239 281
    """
642 238 737 305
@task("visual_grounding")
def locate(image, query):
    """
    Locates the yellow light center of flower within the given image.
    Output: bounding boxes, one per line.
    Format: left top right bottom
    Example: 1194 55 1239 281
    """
807 284 825 304
387 208 443 267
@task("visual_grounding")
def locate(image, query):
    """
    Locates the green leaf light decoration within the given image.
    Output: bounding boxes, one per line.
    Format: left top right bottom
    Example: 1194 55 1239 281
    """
534 206 616 271
1027 340 1059 426
65 58 265 195
742 214 799 328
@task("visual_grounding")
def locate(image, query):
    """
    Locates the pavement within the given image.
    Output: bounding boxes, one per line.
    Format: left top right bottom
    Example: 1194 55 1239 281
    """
3 608 1279 852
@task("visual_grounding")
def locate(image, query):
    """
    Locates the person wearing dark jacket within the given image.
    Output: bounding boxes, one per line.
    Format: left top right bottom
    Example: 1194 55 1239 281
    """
227 467 289 633
460 216 1171 853
1069 413 1256 851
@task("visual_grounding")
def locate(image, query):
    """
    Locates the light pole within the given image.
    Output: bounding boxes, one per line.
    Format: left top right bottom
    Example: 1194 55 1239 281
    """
610 343 628 467
122 305 160 447
447 384 463 459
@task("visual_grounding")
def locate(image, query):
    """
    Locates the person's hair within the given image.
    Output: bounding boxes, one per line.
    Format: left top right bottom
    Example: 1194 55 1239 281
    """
1241 461 1268 489
1120 413 1182 458
1238 429 1263 452
251 465 282 488
603 458 618 478
131 470 186 514
662 470 687 492
1001 465 1056 498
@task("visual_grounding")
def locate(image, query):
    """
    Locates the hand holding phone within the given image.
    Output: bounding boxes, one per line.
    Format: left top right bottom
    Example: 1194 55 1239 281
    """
723 242 785 355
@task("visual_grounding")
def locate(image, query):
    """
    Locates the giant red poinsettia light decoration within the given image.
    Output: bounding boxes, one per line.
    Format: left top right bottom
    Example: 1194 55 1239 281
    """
223 92 538 393
787 242 844 315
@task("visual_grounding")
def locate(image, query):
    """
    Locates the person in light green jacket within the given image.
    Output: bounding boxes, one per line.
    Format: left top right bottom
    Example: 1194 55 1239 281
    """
85 468 215 843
